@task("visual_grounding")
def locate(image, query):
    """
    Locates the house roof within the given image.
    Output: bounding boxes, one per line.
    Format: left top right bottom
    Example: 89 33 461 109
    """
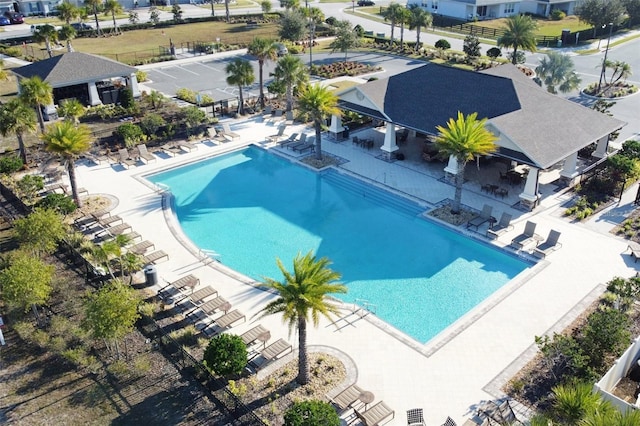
338 63 626 170
12 52 137 88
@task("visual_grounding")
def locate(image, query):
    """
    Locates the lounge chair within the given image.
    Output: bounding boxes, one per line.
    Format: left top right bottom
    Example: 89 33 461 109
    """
330 384 364 411
478 400 523 426
356 401 395 426
118 148 137 168
626 242 640 263
261 105 273 120
466 204 493 231
189 285 218 304
267 125 288 143
137 144 156 163
178 140 198 152
277 133 299 147
533 230 562 259
261 338 292 361
213 309 246 329
221 123 240 140
407 408 426 426
207 127 229 143
128 240 155 255
510 221 539 250
240 324 270 346
486 212 513 240
159 274 200 298
190 296 229 317
162 143 183 156
292 143 314 154
142 250 169 264
441 417 457 426
102 222 132 236
97 214 123 226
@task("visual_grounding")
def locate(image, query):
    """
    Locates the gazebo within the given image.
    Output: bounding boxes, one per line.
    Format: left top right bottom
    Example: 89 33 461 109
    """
12 52 141 118
336 63 626 210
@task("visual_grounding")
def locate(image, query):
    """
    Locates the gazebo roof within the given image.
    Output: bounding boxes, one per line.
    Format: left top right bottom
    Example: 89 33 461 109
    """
12 52 137 88
338 63 626 169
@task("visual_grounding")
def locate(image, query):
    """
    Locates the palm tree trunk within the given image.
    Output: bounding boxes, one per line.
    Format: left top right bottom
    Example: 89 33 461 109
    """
16 132 27 165
238 86 244 115
66 40 73 52
66 159 82 208
511 47 518 65
286 84 293 113
45 40 53 58
93 7 101 35
112 12 118 33
452 161 465 214
225 0 230 22
258 60 265 108
416 26 421 51
314 121 322 161
297 318 309 384
390 23 395 44
36 105 46 134
400 23 404 46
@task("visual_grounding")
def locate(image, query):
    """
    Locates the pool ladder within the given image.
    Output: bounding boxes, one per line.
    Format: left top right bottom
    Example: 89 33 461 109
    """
354 298 377 317
199 248 221 264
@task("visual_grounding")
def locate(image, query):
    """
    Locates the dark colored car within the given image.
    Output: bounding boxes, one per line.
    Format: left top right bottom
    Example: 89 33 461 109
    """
70 22 93 31
357 0 375 5
0 16 10 26
4 11 24 24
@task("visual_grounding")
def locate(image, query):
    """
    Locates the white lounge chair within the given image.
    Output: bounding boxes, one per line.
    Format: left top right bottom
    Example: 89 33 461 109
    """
356 401 395 426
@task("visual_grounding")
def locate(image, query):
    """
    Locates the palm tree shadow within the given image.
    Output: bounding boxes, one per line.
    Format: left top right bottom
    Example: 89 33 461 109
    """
243 377 299 412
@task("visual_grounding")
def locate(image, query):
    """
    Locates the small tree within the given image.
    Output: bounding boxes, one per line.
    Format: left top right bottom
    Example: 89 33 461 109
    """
330 20 360 63
148 6 160 25
179 106 207 136
284 400 340 426
261 0 272 12
463 34 481 60
435 39 450 50
13 208 66 256
486 47 502 59
36 193 77 216
171 3 183 22
117 122 145 147
203 334 247 376
279 10 307 43
139 113 166 138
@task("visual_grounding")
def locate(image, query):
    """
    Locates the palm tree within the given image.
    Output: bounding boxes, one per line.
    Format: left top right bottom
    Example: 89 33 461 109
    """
257 251 346 385
19 76 53 134
0 99 37 165
56 1 79 25
41 121 93 207
297 84 340 161
84 0 103 35
435 112 498 214
57 98 85 123
605 60 632 86
498 14 538 65
103 0 123 33
397 6 411 47
247 37 278 108
224 0 230 22
272 55 308 112
32 24 58 58
535 52 581 94
550 381 612 425
225 58 255 116
382 3 404 45
408 4 432 51
58 24 77 53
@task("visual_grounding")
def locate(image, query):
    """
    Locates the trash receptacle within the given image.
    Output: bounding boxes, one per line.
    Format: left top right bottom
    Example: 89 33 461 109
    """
343 126 349 139
144 265 157 286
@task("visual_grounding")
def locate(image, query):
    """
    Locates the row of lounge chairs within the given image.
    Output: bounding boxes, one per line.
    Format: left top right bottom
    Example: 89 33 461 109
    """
277 133 316 153
263 108 294 125
509 220 562 258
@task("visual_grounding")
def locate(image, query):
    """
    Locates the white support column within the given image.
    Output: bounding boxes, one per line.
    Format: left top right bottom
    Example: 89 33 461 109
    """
380 122 398 160
128 73 141 98
560 152 579 185
519 167 540 210
88 81 101 106
328 114 344 140
592 136 609 159
444 155 459 176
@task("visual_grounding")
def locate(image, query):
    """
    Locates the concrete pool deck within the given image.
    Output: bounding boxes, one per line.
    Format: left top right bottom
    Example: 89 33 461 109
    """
72 117 638 425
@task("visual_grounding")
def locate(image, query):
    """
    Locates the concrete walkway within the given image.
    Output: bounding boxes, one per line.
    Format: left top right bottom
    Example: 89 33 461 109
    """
69 116 638 425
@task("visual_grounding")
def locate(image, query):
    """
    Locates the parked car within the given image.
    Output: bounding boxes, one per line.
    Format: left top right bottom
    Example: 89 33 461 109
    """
70 22 93 31
357 0 375 5
4 11 24 24
0 16 10 26
274 43 288 57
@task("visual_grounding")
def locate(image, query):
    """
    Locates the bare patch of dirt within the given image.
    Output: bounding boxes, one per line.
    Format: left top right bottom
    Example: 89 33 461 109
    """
428 205 476 226
301 154 341 169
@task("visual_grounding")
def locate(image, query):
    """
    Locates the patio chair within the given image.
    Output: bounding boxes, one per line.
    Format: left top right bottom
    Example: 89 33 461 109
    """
240 324 270 347
261 338 292 361
277 133 299 147
178 140 198 152
221 123 240 140
208 127 229 143
466 204 493 231
212 309 246 329
97 222 132 238
142 250 169 265
510 221 538 250
486 213 513 240
161 143 183 156
267 125 288 143
626 242 640 263
127 240 155 255
292 143 314 154
189 285 218 304
407 408 425 426
533 230 562 259
96 214 123 227
118 148 137 168
441 417 457 426
356 401 395 426
159 274 200 300
329 384 364 411
189 296 229 317
137 144 156 163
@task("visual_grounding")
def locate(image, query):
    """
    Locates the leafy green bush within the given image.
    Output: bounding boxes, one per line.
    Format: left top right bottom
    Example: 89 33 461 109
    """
139 113 166 138
203 334 247 376
116 122 146 147
175 87 214 106
284 400 340 426
0 155 24 174
36 193 77 215
486 47 502 59
435 39 450 50
550 9 566 20
135 70 148 82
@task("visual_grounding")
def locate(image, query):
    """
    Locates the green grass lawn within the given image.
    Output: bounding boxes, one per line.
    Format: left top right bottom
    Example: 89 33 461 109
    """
24 13 129 26
470 16 591 36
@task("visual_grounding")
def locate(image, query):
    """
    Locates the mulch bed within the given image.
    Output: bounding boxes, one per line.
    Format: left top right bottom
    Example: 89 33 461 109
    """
428 205 476 226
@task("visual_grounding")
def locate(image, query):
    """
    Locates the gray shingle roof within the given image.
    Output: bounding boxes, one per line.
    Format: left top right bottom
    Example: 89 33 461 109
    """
12 52 137 88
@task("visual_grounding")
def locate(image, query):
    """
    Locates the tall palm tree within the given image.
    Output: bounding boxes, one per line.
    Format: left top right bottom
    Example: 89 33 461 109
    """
535 51 581 94
103 0 123 33
498 14 538 65
297 84 340 161
225 58 255 116
382 2 404 45
41 121 93 207
408 4 432 51
605 60 632 86
58 24 77 53
397 6 411 47
84 0 103 35
224 0 230 22
56 1 80 25
32 24 58 58
272 55 308 112
19 76 53 134
435 112 498 214
257 251 346 385
247 37 278 108
0 99 37 165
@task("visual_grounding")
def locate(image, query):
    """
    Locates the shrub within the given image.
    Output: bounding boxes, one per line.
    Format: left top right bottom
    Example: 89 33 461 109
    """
139 113 166 137
435 39 450 50
119 88 135 110
284 400 340 426
486 47 502 59
116 122 146 147
550 9 566 20
325 16 337 26
0 155 23 174
135 70 148 82
36 193 77 215
203 334 247 376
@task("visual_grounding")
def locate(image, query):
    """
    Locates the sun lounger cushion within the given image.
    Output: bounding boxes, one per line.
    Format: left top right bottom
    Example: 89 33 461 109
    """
143 250 169 264
356 401 395 426
198 296 229 315
215 309 246 328
98 215 123 226
261 338 292 361
104 222 132 236
189 285 217 303
128 240 155 255
330 384 364 411
240 324 269 346
169 274 200 291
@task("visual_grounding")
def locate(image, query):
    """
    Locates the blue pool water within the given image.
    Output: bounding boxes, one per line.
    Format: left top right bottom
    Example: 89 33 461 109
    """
148 147 529 343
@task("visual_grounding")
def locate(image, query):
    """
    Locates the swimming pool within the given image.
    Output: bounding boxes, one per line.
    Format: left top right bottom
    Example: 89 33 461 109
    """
148 146 529 343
